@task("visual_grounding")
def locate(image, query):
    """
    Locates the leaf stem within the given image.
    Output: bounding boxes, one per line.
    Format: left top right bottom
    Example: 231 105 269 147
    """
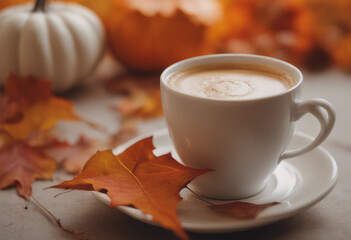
54 189 74 198
32 0 47 12
31 194 82 235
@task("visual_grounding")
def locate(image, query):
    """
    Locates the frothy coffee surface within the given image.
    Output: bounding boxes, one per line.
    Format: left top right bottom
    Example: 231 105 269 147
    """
167 64 295 100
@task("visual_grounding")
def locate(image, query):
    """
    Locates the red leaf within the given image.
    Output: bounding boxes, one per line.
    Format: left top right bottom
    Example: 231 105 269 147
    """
0 140 56 200
210 201 279 219
0 95 23 124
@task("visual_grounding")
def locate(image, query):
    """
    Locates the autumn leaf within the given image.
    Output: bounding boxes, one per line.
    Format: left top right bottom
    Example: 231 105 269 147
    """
116 89 162 119
51 137 211 240
210 201 279 219
106 73 163 119
0 140 56 200
0 74 90 200
1 74 80 139
44 136 107 174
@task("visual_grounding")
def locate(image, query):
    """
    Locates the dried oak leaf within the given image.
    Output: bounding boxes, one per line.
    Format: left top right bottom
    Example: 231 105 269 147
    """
1 74 80 139
44 136 107 174
51 137 211 240
210 201 279 219
0 140 56 200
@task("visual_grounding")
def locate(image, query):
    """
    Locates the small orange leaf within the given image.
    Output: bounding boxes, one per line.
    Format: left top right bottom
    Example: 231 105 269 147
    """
1 74 80 139
51 137 212 240
210 201 279 219
106 73 163 119
0 140 56 200
116 89 163 119
2 98 80 139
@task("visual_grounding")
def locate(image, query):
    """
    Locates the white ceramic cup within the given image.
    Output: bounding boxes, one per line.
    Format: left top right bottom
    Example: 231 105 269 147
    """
160 54 335 200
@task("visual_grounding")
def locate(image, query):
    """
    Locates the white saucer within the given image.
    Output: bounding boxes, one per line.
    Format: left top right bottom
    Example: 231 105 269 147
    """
93 129 338 233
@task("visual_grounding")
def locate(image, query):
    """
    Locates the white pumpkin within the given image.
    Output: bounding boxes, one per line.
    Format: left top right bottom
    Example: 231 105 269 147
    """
0 0 105 92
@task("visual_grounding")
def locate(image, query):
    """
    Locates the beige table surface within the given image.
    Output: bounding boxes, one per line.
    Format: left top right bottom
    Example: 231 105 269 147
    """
0 68 350 240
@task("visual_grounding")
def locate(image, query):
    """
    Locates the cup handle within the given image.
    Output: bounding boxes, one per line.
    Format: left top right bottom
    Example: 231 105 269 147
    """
279 98 335 161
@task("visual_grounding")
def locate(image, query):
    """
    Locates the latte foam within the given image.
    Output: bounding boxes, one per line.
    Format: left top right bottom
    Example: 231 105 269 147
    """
167 64 295 100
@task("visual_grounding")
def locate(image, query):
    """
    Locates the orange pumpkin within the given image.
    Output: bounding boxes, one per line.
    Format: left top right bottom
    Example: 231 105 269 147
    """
104 0 224 72
332 35 351 71
57 0 115 21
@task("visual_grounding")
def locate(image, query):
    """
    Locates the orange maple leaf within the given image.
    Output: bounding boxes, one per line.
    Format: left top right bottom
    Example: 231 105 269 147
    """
0 140 56 200
210 201 279 219
51 137 211 240
1 74 80 139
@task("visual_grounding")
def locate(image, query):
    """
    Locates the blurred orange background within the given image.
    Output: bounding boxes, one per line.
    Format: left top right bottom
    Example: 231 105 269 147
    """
2 0 350 72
